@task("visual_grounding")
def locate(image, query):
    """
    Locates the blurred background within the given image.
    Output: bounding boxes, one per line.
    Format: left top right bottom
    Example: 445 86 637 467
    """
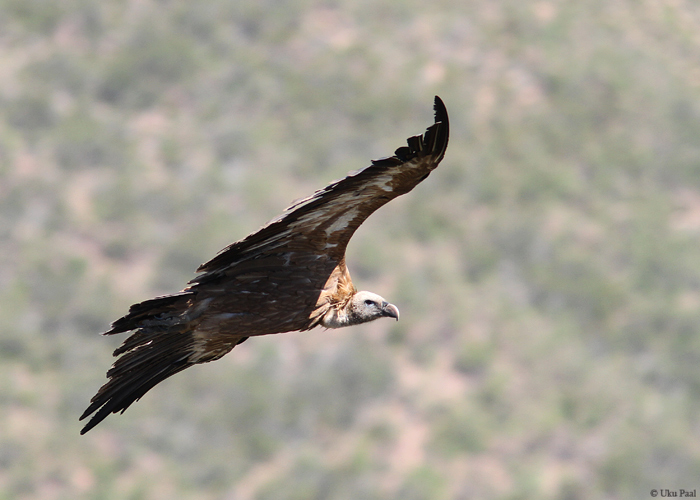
2 0 700 498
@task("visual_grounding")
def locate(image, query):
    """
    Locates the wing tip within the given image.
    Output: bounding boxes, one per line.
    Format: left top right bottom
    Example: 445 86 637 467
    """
372 96 449 168
432 95 449 163
433 95 447 124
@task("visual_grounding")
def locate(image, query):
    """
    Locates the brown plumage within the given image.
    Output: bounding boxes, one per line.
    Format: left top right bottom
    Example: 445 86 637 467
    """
80 96 449 434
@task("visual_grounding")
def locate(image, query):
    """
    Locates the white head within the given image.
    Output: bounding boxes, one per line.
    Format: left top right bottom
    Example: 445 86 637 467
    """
348 291 399 324
320 291 399 329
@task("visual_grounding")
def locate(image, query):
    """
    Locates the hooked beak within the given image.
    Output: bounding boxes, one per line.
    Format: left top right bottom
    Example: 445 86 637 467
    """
381 302 400 321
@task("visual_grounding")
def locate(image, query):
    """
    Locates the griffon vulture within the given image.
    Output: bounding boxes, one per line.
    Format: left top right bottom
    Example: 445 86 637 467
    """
80 96 449 434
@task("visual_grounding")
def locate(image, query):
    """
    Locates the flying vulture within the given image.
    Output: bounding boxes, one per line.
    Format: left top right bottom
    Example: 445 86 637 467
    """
80 96 449 434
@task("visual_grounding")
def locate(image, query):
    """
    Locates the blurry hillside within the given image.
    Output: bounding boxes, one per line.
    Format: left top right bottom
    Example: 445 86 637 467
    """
2 0 700 498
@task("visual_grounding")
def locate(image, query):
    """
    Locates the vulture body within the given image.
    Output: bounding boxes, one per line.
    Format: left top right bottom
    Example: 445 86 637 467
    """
80 97 449 434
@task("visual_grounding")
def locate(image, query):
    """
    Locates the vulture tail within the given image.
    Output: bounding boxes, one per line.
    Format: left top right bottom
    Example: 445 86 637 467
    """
80 291 247 434
79 322 196 434
81 292 197 434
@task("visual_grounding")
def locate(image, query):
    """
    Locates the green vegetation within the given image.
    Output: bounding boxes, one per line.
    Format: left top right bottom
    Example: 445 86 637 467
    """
1 0 700 498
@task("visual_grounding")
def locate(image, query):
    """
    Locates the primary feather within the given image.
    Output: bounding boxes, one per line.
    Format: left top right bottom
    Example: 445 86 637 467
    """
80 96 449 434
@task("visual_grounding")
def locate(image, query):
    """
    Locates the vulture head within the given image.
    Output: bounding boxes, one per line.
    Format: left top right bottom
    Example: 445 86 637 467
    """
347 291 399 325
351 291 400 322
320 291 399 329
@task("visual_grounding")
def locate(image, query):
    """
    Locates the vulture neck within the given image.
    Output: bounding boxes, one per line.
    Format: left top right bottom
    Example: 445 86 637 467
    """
317 258 357 329
321 297 357 329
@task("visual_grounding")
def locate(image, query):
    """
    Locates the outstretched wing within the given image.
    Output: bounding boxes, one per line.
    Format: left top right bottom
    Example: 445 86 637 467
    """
194 96 449 283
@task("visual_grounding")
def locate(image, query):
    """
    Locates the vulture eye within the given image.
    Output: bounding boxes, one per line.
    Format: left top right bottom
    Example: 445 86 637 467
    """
364 299 374 306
